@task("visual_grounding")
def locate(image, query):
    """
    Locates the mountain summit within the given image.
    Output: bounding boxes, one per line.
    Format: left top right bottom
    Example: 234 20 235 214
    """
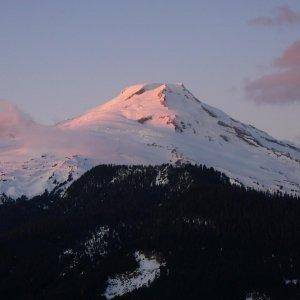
60 83 231 134
60 83 199 131
1 83 300 198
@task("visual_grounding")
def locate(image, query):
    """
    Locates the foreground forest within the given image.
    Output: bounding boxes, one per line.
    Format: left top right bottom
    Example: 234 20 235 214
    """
0 164 299 299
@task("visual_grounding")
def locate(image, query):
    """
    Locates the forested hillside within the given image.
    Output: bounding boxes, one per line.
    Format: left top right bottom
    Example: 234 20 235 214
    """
0 164 299 299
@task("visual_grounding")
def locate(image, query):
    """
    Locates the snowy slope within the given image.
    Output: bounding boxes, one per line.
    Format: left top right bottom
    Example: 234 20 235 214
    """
294 136 300 147
0 154 95 200
1 83 300 198
60 83 300 195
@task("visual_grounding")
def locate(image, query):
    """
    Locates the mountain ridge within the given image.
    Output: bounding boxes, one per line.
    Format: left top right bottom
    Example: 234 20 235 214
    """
1 83 300 198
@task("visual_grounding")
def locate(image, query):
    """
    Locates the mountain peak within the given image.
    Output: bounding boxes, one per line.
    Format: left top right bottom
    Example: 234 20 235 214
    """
2 84 300 198
120 82 186 95
116 82 191 103
60 82 203 131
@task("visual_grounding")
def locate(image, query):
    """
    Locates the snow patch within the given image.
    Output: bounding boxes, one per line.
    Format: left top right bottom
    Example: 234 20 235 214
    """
84 226 110 260
284 278 300 286
245 291 270 300
155 167 169 186
102 251 165 299
60 226 110 277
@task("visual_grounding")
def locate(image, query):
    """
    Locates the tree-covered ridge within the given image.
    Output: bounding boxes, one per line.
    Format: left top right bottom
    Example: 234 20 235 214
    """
0 164 299 299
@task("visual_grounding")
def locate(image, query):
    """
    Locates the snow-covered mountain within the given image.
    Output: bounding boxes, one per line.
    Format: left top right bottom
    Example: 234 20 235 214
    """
294 136 300 147
1 83 300 199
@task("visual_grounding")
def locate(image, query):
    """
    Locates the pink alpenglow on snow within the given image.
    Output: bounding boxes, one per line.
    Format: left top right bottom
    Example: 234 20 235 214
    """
1 83 300 199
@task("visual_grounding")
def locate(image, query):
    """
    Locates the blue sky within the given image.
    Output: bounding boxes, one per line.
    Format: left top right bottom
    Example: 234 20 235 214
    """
1 0 300 141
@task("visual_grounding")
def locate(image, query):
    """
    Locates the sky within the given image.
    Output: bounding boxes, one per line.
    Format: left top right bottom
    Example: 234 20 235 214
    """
1 0 300 142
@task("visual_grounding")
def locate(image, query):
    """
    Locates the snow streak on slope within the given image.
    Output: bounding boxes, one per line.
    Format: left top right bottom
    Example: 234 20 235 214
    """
103 251 164 299
1 83 300 198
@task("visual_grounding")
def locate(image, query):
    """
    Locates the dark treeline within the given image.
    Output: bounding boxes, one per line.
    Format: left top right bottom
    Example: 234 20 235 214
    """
0 164 299 299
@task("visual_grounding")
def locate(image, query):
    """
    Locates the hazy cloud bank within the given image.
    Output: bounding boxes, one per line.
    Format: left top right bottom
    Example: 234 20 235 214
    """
245 40 300 104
